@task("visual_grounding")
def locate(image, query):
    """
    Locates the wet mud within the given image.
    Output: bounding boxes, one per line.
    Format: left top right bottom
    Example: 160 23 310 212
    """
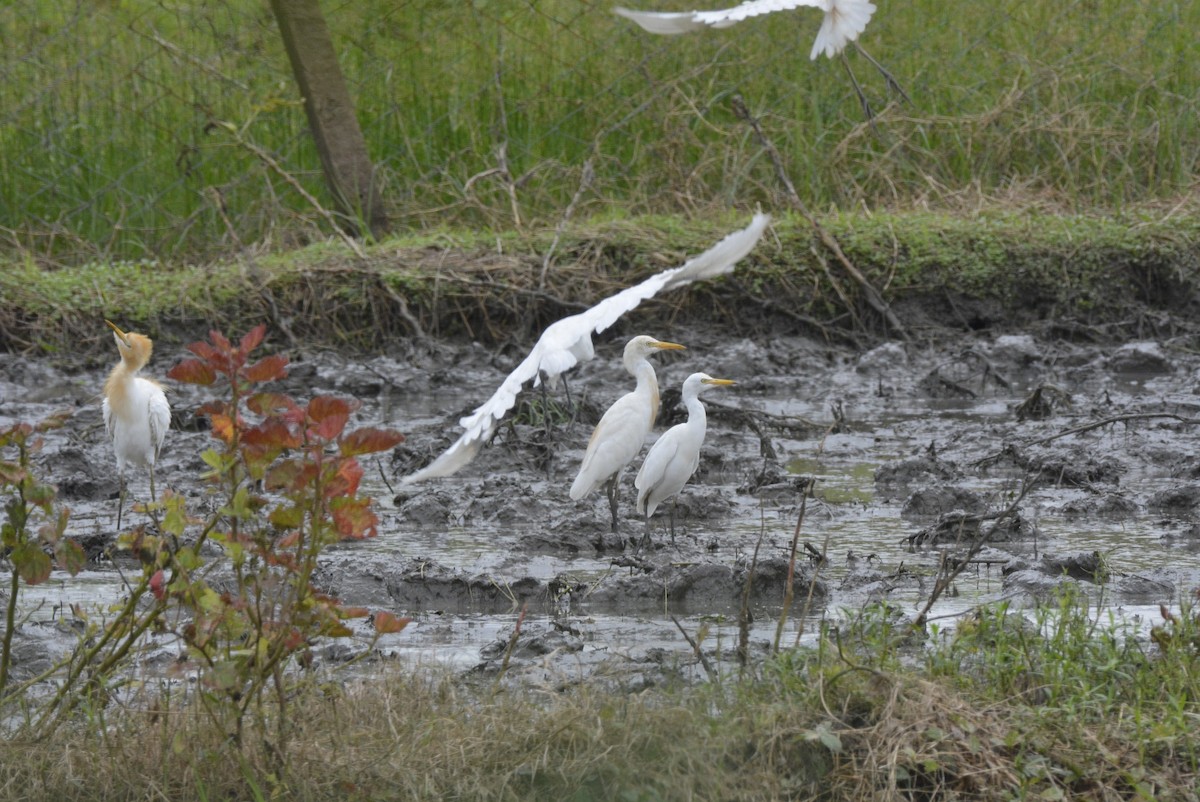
4 325 1200 687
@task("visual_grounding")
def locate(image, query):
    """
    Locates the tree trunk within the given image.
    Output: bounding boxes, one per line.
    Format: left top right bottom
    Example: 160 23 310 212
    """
268 0 389 239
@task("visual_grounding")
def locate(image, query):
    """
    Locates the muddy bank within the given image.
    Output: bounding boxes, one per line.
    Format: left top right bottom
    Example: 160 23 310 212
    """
4 311 1200 686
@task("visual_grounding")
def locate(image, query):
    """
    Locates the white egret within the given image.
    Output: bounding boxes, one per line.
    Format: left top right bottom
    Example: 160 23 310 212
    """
401 213 769 485
614 0 907 119
635 372 735 540
569 335 686 532
102 320 171 531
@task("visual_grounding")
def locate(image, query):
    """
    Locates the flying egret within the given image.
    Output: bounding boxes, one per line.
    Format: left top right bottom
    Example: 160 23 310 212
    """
635 372 735 541
400 213 769 485
569 335 685 532
614 0 907 119
102 320 171 531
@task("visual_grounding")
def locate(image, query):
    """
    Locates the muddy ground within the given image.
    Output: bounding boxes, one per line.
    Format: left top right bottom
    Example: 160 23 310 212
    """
4 319 1200 689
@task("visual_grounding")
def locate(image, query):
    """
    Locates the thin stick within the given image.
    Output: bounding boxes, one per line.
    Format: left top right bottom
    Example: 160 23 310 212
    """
730 94 909 341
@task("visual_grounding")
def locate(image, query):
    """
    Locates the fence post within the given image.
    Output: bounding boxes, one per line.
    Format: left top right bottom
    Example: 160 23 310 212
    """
268 0 389 240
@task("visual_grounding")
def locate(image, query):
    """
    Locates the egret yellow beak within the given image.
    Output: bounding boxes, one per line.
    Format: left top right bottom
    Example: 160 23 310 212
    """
701 378 736 387
105 319 132 348
651 340 686 351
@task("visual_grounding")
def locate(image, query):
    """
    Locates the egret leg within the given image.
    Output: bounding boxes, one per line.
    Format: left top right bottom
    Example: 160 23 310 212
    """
149 463 157 504
839 53 875 122
669 499 677 544
852 43 911 104
605 474 621 533
116 474 126 533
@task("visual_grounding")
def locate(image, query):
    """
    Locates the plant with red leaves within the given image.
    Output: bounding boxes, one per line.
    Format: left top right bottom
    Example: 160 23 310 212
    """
163 325 409 748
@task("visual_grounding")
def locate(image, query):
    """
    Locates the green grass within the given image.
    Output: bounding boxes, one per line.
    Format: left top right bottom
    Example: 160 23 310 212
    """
2 592 1197 800
1 0 1198 262
3 209 1195 355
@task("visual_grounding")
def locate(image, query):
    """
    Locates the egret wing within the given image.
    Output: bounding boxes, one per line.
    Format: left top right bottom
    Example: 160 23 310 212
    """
147 386 171 460
613 7 707 34
692 0 825 28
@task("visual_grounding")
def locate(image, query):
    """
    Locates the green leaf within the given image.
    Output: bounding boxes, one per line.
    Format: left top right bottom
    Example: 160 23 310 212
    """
13 541 52 585
53 538 86 576
269 504 305 530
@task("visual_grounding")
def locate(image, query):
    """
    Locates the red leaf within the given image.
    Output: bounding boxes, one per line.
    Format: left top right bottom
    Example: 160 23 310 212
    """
209 414 236 445
0 461 27 485
150 569 166 601
340 606 370 619
331 496 378 539
167 358 217 386
239 324 267 356
339 427 405 457
247 392 297 417
187 341 219 362
242 418 300 450
374 612 411 635
328 459 364 498
307 396 352 441
209 330 232 353
244 353 289 384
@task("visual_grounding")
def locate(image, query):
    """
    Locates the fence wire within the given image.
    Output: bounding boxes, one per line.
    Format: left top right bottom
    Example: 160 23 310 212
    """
1 0 1196 263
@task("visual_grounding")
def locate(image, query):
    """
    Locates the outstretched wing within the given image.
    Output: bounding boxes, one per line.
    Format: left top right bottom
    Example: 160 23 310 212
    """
616 1 873 59
616 1 823 34
400 214 770 485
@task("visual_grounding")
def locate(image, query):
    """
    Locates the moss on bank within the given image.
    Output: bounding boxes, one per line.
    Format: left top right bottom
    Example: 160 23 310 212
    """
3 209 1198 356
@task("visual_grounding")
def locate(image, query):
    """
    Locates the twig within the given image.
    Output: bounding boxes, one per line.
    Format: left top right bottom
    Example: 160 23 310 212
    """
216 120 366 260
909 480 1034 632
972 412 1200 467
670 615 717 682
775 478 813 652
539 156 594 289
730 94 909 341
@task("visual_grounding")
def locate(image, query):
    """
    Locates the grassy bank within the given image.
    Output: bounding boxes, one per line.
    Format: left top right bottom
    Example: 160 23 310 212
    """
2 208 1197 356
2 592 1197 800
1 0 1198 262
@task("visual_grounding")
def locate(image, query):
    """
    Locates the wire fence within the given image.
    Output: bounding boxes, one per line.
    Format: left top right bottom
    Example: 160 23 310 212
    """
1 0 1196 264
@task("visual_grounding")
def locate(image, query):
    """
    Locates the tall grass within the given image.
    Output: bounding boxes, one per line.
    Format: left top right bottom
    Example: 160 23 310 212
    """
1 0 1197 262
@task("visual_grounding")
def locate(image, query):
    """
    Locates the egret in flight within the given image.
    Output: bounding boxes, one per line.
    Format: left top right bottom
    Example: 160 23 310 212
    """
102 320 171 531
614 0 907 119
635 373 735 541
400 213 769 485
570 335 685 532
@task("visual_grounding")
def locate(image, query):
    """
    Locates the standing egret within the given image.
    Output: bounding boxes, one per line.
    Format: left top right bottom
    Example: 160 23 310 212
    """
635 373 735 541
102 320 170 531
400 213 769 485
569 335 685 532
614 0 907 119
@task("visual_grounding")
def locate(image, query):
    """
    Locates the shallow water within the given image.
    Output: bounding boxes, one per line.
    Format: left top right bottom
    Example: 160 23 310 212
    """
4 332 1200 684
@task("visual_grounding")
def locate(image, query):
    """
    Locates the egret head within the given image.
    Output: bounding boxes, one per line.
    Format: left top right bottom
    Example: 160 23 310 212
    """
624 335 685 363
106 320 154 370
685 372 736 398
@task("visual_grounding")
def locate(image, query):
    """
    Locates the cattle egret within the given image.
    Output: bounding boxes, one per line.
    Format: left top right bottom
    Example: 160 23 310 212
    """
400 213 769 485
569 335 685 532
635 373 735 540
614 0 906 119
102 320 170 531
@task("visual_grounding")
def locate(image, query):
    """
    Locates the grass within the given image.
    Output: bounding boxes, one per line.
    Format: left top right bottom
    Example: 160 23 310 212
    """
2 207 1196 356
1 591 1197 800
1 0 1198 262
